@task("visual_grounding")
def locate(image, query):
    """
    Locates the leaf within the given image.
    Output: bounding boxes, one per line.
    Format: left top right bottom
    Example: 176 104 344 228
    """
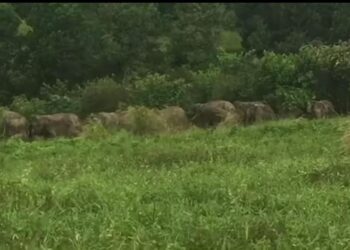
218 30 243 53
16 20 33 37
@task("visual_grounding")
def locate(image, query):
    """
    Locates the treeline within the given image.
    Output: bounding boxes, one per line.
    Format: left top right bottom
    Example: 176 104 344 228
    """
1 3 350 116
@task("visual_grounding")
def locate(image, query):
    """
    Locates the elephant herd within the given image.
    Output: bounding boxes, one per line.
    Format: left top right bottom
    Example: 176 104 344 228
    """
1 112 83 140
0 99 337 140
189 100 276 128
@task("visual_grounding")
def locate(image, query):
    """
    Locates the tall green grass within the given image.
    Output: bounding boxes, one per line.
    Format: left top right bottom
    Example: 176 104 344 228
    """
0 117 349 249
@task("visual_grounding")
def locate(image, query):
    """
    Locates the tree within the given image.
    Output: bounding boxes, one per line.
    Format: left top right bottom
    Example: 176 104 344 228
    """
0 3 33 104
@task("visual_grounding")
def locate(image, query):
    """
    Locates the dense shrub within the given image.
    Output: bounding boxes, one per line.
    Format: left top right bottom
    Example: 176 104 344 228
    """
258 52 315 113
132 73 190 108
299 43 350 112
39 80 78 97
80 77 129 116
7 81 83 118
186 50 316 114
9 95 46 118
6 44 350 118
259 52 299 88
274 86 313 113
45 94 81 114
37 80 82 114
187 66 221 103
217 51 261 101
184 51 260 105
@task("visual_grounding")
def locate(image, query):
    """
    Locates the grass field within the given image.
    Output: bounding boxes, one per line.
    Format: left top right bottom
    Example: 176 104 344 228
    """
1 117 350 250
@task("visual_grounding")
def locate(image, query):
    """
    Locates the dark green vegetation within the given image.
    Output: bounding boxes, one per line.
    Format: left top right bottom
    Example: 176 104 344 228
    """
2 3 350 116
1 118 350 249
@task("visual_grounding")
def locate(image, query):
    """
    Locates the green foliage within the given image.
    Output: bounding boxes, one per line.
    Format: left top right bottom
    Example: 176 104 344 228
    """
16 19 33 36
217 50 261 101
259 52 299 87
185 50 316 114
218 30 243 53
188 66 221 103
3 3 350 114
299 43 350 112
39 80 82 114
80 77 129 116
132 73 190 108
234 3 338 53
45 94 81 114
258 51 315 111
186 51 261 104
300 43 350 81
169 3 239 69
7 81 81 117
275 86 313 112
9 95 46 118
39 80 80 98
0 3 20 37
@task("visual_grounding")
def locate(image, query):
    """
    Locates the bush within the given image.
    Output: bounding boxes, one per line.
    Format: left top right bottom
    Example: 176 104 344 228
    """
217 50 262 101
259 52 299 87
257 52 299 108
9 93 80 119
299 43 350 113
132 73 190 108
39 80 79 98
187 66 221 103
9 95 46 118
186 51 262 104
192 50 315 114
257 51 314 113
39 80 82 114
80 77 129 116
45 94 81 114
274 86 313 113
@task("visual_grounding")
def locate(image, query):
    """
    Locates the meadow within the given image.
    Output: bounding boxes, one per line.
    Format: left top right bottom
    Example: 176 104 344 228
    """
1 117 350 250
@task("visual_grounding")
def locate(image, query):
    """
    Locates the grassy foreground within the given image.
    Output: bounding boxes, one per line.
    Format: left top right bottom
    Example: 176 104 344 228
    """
1 118 350 250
